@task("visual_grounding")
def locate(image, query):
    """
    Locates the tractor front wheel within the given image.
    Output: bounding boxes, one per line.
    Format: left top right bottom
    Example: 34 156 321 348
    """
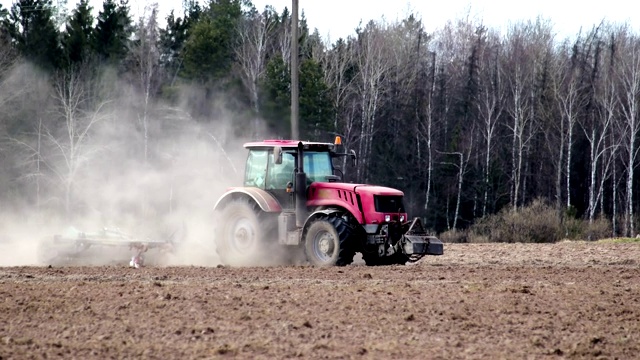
304 216 354 266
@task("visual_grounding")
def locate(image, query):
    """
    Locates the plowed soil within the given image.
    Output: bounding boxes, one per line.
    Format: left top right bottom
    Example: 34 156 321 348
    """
1 242 639 359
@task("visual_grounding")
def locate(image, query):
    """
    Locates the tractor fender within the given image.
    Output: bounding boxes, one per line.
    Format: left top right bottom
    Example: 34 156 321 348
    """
301 209 342 235
214 187 283 213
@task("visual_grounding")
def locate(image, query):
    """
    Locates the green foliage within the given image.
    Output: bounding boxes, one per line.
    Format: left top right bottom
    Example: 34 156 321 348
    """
180 18 218 82
7 0 62 70
63 0 94 66
181 0 242 84
93 0 133 64
299 58 332 138
260 56 290 135
158 4 201 100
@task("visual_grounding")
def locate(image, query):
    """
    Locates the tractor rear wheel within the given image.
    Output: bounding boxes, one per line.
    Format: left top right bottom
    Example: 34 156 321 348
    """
304 216 354 266
215 200 275 266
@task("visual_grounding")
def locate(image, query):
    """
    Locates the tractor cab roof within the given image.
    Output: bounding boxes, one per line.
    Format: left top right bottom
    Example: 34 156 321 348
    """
243 139 335 151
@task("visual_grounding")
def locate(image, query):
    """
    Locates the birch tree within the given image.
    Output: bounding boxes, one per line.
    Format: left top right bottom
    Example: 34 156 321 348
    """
438 129 474 230
129 3 160 164
420 51 436 214
235 6 275 118
476 37 503 216
583 75 617 223
505 57 533 209
48 68 110 217
504 20 551 209
320 39 358 175
354 21 391 183
616 30 640 236
548 42 585 212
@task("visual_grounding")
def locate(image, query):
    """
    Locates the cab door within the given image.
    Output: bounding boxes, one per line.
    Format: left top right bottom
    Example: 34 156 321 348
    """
266 150 296 210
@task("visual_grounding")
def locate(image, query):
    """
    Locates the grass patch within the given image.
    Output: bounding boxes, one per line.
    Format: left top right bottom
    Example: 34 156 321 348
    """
596 237 640 244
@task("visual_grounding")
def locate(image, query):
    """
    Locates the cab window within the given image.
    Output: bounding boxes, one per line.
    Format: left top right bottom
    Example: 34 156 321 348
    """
244 150 268 188
267 151 295 189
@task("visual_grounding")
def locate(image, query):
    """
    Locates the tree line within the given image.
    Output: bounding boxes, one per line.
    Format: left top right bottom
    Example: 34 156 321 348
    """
0 0 639 237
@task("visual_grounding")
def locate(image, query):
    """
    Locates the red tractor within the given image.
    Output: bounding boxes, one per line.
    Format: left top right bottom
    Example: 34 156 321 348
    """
213 137 443 266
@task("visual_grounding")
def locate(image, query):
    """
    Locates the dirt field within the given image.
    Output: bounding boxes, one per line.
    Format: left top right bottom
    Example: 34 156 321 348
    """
1 242 639 359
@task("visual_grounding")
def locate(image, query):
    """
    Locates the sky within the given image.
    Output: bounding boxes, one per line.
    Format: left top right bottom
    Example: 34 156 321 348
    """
248 0 640 41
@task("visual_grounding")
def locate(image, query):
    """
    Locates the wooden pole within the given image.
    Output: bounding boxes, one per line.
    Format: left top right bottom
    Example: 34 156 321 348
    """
291 0 299 140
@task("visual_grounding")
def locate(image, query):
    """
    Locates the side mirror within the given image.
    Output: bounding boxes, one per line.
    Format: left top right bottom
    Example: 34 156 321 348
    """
274 146 283 165
349 149 357 167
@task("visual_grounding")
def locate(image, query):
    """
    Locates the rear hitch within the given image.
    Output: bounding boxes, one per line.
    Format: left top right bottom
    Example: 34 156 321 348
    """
399 218 444 259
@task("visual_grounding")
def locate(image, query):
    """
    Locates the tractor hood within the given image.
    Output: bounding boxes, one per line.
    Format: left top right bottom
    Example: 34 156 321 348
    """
307 182 406 225
309 182 404 197
353 184 404 197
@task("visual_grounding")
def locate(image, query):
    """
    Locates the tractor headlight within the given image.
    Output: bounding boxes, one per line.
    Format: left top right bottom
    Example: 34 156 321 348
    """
384 214 391 222
400 215 405 222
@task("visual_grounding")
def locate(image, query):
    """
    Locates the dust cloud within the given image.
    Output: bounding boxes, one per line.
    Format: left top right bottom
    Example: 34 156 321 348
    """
0 63 262 267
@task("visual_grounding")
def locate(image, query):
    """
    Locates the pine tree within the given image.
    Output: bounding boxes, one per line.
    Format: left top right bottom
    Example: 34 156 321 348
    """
92 0 132 64
299 58 332 138
260 56 290 135
158 2 201 84
7 0 62 70
62 0 94 66
181 0 242 84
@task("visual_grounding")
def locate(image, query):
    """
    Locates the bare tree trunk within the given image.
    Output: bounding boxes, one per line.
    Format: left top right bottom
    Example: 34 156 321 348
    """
36 118 42 213
583 82 616 224
421 51 437 214
49 68 110 219
321 41 356 133
236 7 275 136
424 106 433 213
454 153 463 230
438 145 472 230
508 63 529 209
477 52 503 217
612 143 618 235
508 62 537 210
555 108 565 212
565 117 574 209
618 37 640 237
355 25 389 183
132 5 160 165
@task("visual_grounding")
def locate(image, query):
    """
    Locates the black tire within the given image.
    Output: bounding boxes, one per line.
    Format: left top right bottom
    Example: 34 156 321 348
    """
304 216 355 266
215 200 275 266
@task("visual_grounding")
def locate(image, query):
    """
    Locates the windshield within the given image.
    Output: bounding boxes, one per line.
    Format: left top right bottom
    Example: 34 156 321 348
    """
304 151 333 182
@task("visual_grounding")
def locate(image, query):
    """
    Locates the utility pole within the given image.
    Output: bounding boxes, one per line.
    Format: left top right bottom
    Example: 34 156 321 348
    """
291 0 299 140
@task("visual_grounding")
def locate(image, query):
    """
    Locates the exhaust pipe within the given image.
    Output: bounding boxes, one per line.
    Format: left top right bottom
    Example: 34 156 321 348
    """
295 142 307 228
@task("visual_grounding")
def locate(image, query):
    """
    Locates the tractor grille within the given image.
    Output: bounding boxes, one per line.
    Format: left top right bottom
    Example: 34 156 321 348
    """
374 195 405 213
